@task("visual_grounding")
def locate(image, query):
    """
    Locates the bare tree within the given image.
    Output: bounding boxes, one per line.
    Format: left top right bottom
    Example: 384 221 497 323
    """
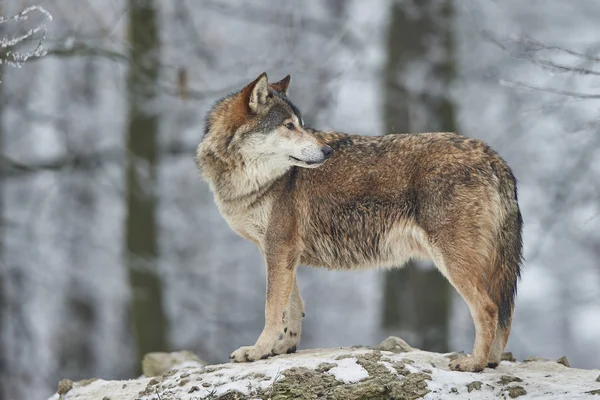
124 0 168 369
381 0 456 352
0 56 6 400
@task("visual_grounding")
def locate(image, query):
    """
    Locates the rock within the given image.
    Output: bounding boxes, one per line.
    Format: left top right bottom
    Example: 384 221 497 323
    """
502 352 516 362
142 350 205 377
596 374 600 382
466 381 482 392
46 346 600 400
57 379 73 395
506 385 527 398
188 386 201 393
375 336 413 353
178 378 190 387
523 356 549 363
148 378 160 386
556 356 570 367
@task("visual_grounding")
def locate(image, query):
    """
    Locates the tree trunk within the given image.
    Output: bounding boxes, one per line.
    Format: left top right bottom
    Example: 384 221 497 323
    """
0 58 6 400
125 0 168 369
57 59 99 379
381 0 456 353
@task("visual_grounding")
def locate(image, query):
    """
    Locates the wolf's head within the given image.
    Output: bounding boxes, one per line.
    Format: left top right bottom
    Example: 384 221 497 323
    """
201 73 333 170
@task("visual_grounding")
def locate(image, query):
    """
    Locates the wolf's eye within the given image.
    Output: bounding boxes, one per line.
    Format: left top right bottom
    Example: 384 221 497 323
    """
285 122 295 130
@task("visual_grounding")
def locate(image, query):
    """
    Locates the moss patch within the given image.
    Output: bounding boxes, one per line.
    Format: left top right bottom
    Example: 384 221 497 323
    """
506 385 527 398
524 356 548 363
253 351 431 400
240 372 269 381
216 391 247 399
316 362 338 373
498 375 523 385
466 381 482 392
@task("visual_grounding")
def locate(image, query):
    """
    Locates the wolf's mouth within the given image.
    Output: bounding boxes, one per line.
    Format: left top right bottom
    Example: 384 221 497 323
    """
289 156 322 166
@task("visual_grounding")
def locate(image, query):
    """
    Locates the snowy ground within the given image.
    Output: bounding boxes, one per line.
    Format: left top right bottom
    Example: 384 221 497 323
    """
47 337 600 400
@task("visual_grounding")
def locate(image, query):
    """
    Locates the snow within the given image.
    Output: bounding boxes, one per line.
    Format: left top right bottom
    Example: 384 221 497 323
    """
327 357 369 383
47 345 600 400
425 359 600 400
49 378 148 400
141 348 377 398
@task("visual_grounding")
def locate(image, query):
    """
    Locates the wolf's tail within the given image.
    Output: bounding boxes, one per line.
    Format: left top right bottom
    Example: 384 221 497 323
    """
486 168 524 328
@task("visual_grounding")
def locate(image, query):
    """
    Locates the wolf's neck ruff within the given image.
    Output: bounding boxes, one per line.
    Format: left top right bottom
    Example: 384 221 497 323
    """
200 146 290 206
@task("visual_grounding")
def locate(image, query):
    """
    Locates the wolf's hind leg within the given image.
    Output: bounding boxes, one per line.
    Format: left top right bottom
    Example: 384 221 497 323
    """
487 313 513 368
433 248 498 372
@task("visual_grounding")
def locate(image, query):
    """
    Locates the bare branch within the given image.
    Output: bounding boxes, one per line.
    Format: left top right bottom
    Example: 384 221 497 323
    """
498 79 600 99
483 31 600 98
1 142 197 179
507 37 600 76
46 42 128 62
514 37 600 63
520 57 600 77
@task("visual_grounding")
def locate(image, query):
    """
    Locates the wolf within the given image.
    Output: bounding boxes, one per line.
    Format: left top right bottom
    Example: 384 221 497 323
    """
196 73 523 372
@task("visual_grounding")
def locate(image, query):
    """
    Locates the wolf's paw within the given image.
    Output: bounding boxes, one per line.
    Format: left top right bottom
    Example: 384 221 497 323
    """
229 345 272 363
229 328 300 363
449 356 486 372
272 325 300 355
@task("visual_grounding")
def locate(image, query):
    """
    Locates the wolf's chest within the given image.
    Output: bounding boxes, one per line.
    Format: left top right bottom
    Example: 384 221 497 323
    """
218 200 272 245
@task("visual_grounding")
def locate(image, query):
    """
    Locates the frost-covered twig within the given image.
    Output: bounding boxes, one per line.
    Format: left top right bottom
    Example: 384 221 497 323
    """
0 5 53 68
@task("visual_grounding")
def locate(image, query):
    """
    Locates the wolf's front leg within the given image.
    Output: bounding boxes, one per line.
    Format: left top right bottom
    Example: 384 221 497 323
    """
272 276 304 355
230 256 302 362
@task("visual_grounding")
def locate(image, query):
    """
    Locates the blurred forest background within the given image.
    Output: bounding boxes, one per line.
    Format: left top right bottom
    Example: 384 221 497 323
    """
1 0 600 399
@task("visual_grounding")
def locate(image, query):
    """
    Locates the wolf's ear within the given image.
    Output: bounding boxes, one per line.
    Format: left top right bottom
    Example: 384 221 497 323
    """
247 72 269 113
270 75 291 95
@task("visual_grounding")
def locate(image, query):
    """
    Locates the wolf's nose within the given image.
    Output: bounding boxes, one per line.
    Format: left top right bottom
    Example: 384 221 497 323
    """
321 145 333 159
